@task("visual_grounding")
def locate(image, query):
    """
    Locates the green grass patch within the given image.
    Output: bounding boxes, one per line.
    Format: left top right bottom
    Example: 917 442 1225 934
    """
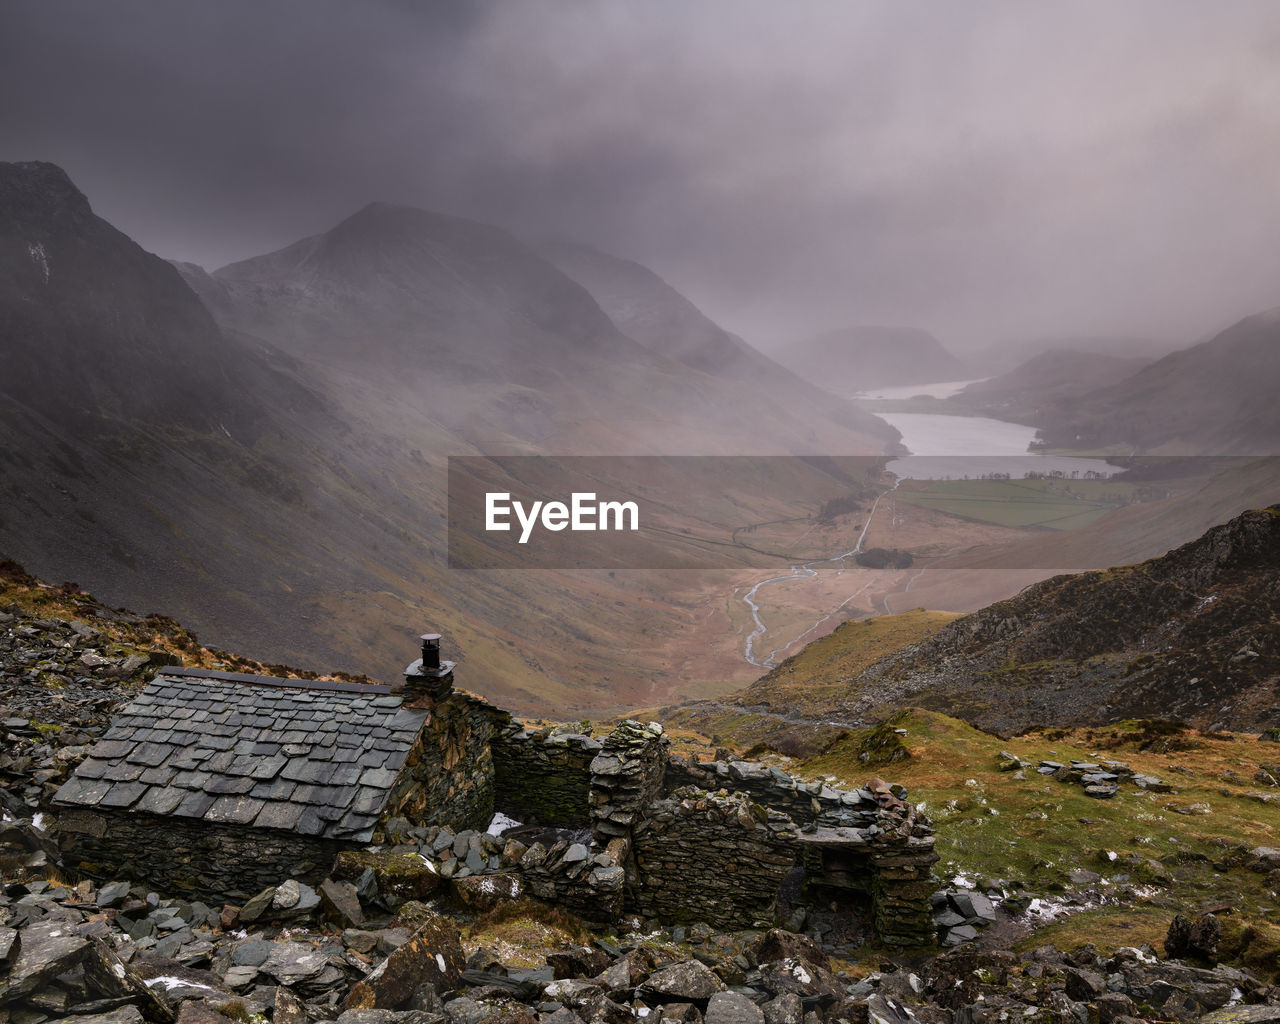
894 477 1139 530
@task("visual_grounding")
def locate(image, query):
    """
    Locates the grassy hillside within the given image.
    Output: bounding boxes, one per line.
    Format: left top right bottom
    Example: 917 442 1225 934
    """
694 706 1280 966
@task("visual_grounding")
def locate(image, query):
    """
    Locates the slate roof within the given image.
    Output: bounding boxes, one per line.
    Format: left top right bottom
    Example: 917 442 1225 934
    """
53 670 428 842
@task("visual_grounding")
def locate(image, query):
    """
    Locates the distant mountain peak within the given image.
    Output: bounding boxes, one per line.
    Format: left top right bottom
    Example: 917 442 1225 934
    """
0 160 95 229
775 324 969 393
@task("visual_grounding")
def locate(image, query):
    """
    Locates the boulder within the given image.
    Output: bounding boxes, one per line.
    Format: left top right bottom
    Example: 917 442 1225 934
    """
761 994 804 1024
174 1006 238 1024
1165 913 1221 963
750 930 830 970
335 850 441 906
639 961 727 1004
705 992 765 1024
547 946 613 980
542 979 609 1007
452 873 525 912
1197 1009 1280 1024
48 1009 146 1024
83 937 177 1022
758 959 840 1002
1063 967 1107 1001
321 878 365 929
344 911 466 1009
1 917 90 1002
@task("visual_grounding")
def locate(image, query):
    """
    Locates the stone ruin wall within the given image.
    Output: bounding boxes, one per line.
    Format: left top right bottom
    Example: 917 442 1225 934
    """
629 787 800 929
382 692 499 833
490 720 599 827
491 719 940 946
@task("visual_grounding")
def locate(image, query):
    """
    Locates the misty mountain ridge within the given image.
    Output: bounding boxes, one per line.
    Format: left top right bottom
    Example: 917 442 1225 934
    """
538 239 897 444
962 334 1174 379
0 160 279 436
1033 308 1280 455
945 348 1153 426
181 198 896 455
199 202 638 376
1 160 901 714
776 325 970 394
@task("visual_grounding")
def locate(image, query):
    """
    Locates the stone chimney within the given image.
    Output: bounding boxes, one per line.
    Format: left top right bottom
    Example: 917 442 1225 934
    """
397 632 455 704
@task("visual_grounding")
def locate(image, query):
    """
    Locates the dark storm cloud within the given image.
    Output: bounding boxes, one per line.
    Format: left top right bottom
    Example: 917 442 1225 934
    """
3 1 1279 351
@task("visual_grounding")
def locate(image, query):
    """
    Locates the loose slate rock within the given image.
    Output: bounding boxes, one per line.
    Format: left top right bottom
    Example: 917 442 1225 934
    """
321 878 365 929
174 1005 237 1024
48 1009 146 1024
84 937 177 1023
1197 1008 1280 1024
705 992 766 1024
337 1012 446 1024
640 960 727 1004
344 911 466 1009
3 917 91 1001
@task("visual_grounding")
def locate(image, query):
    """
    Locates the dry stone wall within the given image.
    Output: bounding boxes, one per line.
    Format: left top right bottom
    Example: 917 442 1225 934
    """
382 692 499 833
57 807 352 902
491 721 599 827
589 720 668 842
629 786 799 928
485 721 940 946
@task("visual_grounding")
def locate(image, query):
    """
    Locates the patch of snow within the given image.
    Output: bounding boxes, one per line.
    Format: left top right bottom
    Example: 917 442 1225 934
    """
146 975 221 993
787 960 812 985
435 953 447 973
486 811 522 837
1229 987 1244 1006
1025 898 1077 922
28 242 49 284
952 872 974 888
32 812 47 831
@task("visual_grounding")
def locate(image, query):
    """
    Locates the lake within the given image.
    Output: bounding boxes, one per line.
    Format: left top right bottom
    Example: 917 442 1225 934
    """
875 411 1123 480
851 378 989 400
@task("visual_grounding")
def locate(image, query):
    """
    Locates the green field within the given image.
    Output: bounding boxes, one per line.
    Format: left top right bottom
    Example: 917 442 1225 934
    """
894 477 1142 529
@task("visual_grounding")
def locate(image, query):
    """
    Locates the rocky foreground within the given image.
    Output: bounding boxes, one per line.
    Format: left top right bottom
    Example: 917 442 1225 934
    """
6 577 1280 1024
3 828 1280 1024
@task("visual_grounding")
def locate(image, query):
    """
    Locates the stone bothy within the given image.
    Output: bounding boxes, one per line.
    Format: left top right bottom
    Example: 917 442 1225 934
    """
54 654 499 902
53 636 940 946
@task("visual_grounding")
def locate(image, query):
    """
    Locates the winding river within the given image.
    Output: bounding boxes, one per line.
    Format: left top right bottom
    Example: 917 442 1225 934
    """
736 394 1123 666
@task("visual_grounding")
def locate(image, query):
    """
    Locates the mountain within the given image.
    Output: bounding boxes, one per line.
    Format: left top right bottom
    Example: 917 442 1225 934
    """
961 335 1171 379
794 505 1280 735
774 325 970 394
946 348 1152 425
189 205 895 456
1034 310 1280 454
1 163 905 716
0 161 278 434
537 241 894 443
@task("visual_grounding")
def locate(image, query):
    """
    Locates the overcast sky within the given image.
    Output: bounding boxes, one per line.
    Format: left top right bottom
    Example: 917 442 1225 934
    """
3 1 1279 352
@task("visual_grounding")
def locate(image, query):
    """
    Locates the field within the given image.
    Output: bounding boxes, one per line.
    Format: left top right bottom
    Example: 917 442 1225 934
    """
894 477 1145 530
